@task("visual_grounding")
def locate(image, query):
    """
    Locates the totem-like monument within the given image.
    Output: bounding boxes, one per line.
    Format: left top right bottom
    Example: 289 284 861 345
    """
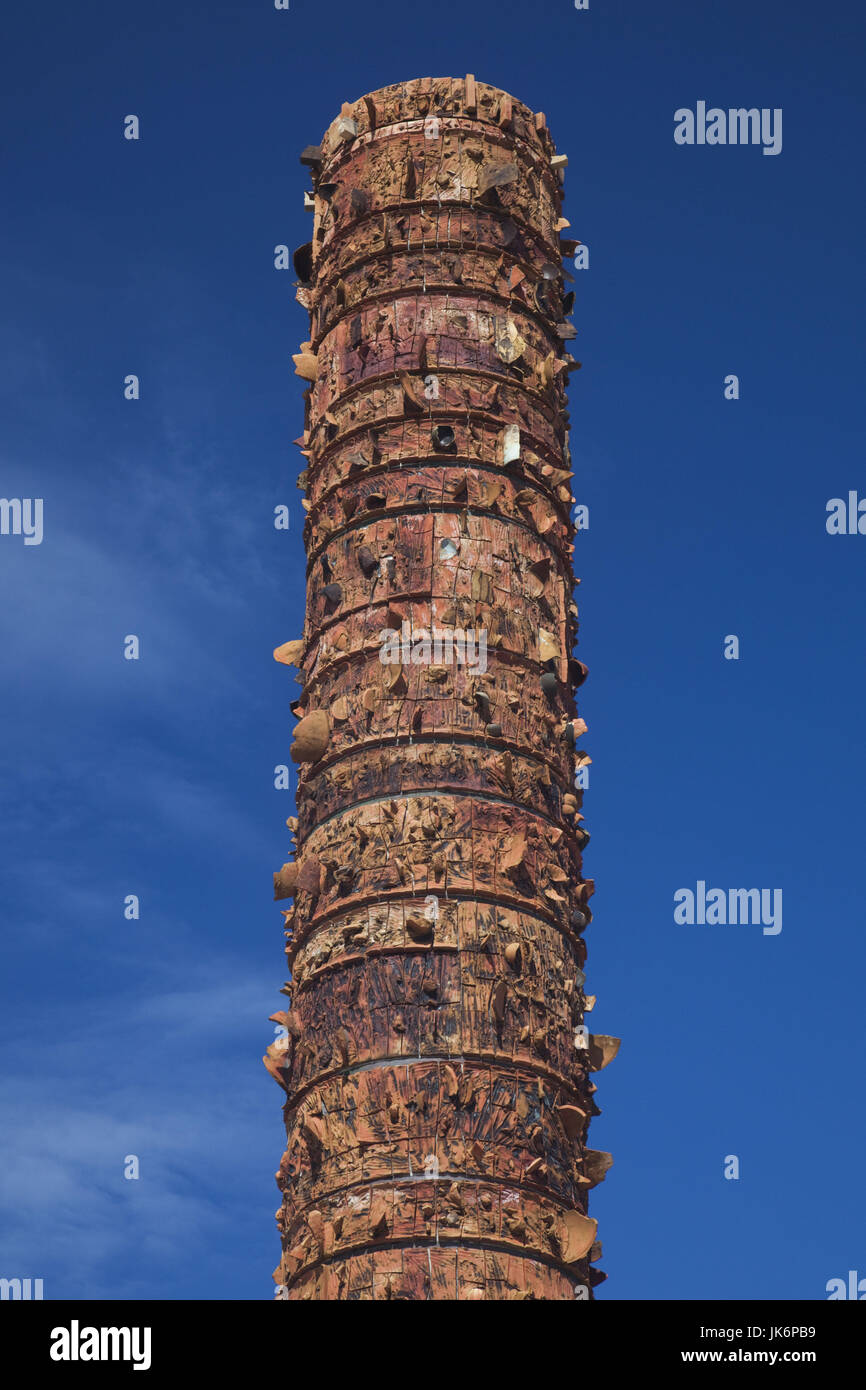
266 77 617 1301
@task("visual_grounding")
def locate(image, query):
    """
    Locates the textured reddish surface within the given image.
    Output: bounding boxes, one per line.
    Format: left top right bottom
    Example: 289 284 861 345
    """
267 77 615 1301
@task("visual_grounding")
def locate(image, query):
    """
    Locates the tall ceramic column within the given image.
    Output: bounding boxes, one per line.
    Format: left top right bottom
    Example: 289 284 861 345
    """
267 77 617 1301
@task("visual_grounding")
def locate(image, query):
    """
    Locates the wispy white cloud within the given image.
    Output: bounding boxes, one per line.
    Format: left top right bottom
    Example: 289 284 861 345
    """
0 966 280 1299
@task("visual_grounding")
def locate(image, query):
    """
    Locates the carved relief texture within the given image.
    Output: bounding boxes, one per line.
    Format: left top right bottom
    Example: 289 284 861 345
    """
266 77 617 1301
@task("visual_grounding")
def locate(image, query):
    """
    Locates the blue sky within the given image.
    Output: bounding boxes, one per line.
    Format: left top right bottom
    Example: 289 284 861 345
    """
1 0 864 1300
